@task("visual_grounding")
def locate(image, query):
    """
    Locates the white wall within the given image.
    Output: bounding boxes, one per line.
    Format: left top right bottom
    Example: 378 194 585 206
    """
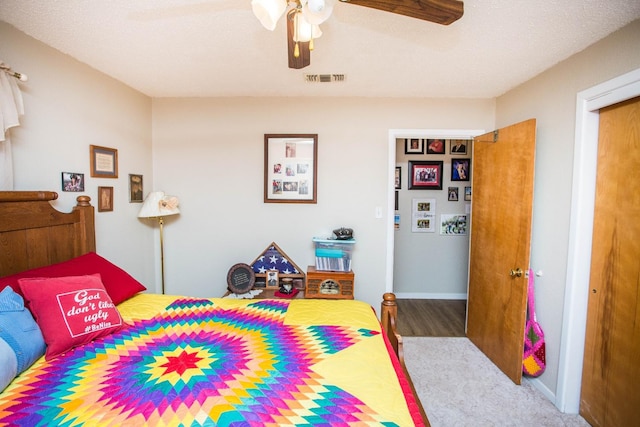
151 97 494 309
0 22 155 288
495 19 640 405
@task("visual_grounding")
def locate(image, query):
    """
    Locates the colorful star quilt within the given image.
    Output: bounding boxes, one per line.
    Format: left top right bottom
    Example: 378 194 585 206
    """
0 296 417 426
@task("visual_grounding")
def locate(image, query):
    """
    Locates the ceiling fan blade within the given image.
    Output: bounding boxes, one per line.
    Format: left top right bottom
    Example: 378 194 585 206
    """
340 0 463 25
287 12 311 69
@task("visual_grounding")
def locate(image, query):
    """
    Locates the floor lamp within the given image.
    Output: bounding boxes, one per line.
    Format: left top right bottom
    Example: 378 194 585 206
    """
138 191 180 294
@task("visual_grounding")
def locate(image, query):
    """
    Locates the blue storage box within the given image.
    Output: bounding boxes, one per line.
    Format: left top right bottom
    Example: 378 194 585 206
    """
313 238 355 272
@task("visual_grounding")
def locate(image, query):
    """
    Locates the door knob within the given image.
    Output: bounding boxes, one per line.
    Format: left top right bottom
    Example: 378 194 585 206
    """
510 268 523 278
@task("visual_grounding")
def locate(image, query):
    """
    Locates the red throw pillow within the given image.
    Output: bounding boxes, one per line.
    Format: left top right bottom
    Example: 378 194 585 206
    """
19 274 125 360
0 252 146 305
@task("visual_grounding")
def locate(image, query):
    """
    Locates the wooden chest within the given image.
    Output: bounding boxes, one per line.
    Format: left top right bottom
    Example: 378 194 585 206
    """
305 266 355 300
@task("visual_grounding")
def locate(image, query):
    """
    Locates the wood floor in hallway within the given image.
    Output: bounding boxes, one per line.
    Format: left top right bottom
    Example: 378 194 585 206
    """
396 299 466 337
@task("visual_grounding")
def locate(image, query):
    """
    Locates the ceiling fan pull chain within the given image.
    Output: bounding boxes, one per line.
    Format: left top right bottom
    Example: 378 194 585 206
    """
309 23 315 51
294 8 301 58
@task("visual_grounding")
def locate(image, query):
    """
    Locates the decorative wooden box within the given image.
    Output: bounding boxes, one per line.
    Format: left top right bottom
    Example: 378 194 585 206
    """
305 266 354 300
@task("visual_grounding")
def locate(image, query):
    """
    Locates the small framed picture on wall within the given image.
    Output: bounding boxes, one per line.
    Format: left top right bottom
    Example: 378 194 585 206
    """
61 172 84 192
451 158 471 181
129 174 144 203
405 138 424 154
426 139 445 154
264 134 317 204
448 187 459 201
90 145 118 178
98 186 114 212
450 139 468 154
409 160 444 190
464 186 472 201
440 214 468 235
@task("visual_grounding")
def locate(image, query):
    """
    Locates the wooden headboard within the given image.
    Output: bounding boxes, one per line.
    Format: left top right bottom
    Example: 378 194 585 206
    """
0 191 96 277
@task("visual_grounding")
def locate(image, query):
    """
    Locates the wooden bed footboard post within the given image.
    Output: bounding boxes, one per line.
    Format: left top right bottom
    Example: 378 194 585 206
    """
381 292 398 336
382 292 403 365
73 195 96 254
381 292 430 426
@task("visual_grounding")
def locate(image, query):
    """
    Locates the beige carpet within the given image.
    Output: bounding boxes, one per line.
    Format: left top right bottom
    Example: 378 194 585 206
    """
403 337 590 427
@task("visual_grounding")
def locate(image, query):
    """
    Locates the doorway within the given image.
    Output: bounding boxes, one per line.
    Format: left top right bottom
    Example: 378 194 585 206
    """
385 129 484 298
556 68 640 413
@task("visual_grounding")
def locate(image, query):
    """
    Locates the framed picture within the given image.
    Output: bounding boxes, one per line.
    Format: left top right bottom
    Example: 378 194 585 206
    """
440 214 468 235
395 191 399 211
411 198 436 233
264 134 317 203
412 216 435 233
448 187 459 201
129 174 143 203
412 198 436 215
97 186 114 212
61 172 84 192
266 270 279 288
90 145 118 178
405 138 424 154
395 166 402 189
450 139 468 154
451 158 471 181
426 139 446 154
409 160 443 190
464 186 472 201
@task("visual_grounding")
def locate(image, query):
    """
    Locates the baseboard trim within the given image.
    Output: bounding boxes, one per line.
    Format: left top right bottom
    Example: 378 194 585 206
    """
525 376 560 410
394 292 467 300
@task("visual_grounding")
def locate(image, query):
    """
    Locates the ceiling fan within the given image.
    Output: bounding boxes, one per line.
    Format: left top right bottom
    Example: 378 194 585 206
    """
252 0 464 69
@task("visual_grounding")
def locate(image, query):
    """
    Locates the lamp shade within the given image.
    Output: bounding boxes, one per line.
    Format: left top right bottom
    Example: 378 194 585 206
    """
138 191 180 218
251 0 287 31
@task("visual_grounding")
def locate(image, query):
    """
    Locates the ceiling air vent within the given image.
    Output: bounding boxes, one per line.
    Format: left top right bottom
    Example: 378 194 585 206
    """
304 74 346 83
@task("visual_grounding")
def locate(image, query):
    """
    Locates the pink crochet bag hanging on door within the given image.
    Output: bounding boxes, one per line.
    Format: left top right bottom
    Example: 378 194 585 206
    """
523 268 546 376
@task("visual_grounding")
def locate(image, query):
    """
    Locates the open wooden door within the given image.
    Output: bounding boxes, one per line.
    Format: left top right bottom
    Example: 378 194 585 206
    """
467 119 536 384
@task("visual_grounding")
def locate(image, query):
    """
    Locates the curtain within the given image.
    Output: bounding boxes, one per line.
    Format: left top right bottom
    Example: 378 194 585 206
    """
0 63 25 190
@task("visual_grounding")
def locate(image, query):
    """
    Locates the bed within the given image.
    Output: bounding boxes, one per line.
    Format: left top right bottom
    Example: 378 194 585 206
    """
0 191 429 426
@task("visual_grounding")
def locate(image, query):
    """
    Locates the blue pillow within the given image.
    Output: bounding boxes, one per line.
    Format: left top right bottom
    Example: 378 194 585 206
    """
0 287 46 391
0 337 17 392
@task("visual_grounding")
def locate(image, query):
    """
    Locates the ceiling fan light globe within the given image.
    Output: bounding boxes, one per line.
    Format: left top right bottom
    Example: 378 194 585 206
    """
307 0 325 12
302 0 334 25
251 0 287 31
293 14 322 42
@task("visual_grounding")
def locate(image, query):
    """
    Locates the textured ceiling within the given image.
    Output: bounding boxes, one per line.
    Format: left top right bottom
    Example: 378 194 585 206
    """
1 0 639 98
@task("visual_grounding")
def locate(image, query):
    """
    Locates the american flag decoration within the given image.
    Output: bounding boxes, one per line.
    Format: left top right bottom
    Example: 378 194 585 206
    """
250 242 305 288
